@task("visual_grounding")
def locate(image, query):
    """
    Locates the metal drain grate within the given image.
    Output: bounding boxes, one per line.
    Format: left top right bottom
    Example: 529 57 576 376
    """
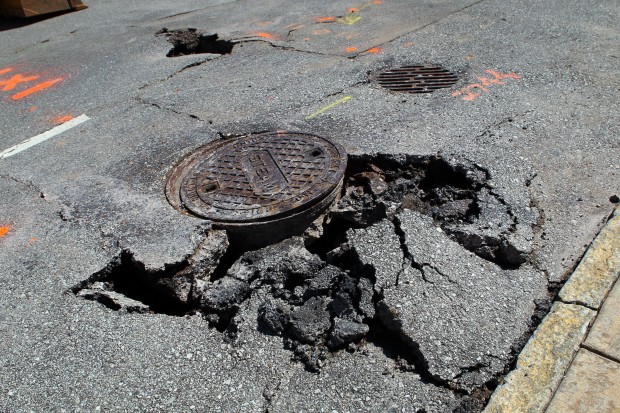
376 65 458 93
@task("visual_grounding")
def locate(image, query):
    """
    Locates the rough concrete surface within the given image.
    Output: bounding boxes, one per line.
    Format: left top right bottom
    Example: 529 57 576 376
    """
585 276 620 362
559 208 620 309
483 302 595 413
545 349 620 413
1 0 619 411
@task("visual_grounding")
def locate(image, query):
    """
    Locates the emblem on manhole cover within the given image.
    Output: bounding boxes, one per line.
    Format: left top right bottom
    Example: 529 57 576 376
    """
376 65 458 93
166 131 347 245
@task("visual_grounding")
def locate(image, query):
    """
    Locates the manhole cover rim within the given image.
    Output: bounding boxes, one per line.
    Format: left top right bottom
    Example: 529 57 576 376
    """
166 131 347 224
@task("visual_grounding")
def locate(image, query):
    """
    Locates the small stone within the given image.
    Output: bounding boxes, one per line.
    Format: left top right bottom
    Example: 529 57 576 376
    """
257 301 289 335
327 318 369 348
609 194 619 203
198 277 250 312
289 297 331 344
357 277 375 319
304 265 341 297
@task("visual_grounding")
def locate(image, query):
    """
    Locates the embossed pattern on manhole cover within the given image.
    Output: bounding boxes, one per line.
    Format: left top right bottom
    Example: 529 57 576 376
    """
376 65 458 93
166 131 347 223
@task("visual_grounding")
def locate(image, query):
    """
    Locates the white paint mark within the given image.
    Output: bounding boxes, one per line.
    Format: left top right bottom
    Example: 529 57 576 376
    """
0 114 90 159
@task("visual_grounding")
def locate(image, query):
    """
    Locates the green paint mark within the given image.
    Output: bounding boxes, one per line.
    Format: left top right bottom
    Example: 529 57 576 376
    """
337 15 362 25
305 96 353 120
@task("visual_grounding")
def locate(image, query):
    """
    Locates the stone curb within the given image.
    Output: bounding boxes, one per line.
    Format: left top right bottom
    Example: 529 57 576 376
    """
559 208 620 309
483 207 620 413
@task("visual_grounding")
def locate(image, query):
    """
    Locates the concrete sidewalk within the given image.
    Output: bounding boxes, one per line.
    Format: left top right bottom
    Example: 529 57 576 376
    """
485 207 620 413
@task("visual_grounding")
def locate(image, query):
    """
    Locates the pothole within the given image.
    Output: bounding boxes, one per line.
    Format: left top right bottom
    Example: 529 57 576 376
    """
157 28 235 57
375 65 458 94
72 146 536 378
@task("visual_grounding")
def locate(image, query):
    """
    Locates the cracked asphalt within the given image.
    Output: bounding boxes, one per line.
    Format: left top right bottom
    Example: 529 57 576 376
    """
1 0 619 411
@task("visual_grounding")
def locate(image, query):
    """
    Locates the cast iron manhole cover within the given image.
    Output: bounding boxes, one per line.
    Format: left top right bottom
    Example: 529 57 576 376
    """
166 131 347 227
376 65 458 93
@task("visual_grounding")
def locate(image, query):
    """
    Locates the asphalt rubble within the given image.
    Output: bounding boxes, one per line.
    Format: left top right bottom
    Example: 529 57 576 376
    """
72 152 549 410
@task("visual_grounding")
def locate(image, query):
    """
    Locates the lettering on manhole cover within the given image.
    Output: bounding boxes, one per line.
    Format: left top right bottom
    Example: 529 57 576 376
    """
375 65 458 93
166 131 347 226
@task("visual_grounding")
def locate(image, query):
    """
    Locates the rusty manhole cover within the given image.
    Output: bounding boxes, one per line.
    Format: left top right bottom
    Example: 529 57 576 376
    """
376 65 458 93
166 131 347 245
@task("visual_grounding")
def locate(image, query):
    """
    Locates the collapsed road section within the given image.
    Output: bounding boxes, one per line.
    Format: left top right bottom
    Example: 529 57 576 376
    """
71 132 548 407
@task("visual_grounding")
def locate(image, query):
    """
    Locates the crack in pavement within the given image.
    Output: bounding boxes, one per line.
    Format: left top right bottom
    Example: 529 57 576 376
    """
232 38 332 57
134 96 205 122
137 57 217 91
0 173 76 224
66 152 545 405
346 0 492 58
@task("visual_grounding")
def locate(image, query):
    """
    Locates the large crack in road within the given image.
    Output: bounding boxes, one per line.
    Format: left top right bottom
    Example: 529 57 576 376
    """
70 152 549 407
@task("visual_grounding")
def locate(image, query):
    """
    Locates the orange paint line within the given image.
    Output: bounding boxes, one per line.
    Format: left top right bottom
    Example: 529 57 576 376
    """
0 68 13 75
366 47 381 54
52 114 74 124
372 0 382 4
348 7 360 13
29 106 37 112
0 226 10 238
345 46 358 52
10 78 63 100
252 31 276 40
316 16 336 22
486 69 521 80
0 74 40 91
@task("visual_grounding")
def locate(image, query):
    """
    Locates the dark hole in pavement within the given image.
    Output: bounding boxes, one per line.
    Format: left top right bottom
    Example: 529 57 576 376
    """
157 28 235 57
375 65 458 94
70 250 191 316
71 152 535 402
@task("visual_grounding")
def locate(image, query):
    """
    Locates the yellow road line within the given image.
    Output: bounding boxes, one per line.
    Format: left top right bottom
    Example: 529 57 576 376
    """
305 96 352 120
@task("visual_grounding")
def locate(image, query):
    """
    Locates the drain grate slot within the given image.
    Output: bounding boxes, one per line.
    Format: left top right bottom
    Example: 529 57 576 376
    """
376 65 458 93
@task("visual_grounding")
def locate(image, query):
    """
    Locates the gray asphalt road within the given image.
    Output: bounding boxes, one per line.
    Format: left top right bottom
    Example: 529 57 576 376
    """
0 0 618 411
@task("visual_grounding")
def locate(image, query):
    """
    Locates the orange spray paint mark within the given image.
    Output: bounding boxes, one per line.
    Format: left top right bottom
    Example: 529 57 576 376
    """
52 114 74 124
0 68 13 75
29 106 37 112
348 7 360 13
316 16 336 22
0 74 40 91
372 0 382 4
366 47 381 53
11 78 63 100
0 226 10 238
252 32 277 40
28 237 38 244
452 70 521 101
312 29 331 35
485 69 521 80
345 46 358 52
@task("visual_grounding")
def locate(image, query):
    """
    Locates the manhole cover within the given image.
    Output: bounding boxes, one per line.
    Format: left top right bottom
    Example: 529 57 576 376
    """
166 131 347 244
376 65 458 93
